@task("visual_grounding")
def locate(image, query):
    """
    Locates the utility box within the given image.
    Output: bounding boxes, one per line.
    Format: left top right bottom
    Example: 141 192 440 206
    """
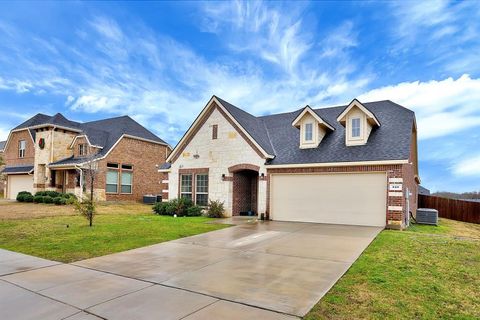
416 208 438 225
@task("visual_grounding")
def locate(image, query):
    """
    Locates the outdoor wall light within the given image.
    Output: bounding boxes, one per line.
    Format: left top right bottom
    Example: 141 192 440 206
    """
222 174 226 180
260 173 265 177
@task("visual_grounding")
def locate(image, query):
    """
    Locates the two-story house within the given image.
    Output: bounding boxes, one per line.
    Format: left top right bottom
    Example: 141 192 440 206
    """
1 113 170 201
160 96 420 230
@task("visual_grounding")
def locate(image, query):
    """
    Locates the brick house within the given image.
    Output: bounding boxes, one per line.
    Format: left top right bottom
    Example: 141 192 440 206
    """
1 113 170 201
160 96 420 229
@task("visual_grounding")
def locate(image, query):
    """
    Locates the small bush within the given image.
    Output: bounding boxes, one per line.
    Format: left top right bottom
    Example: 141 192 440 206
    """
153 202 168 215
43 196 53 204
207 200 225 218
33 195 44 203
61 193 70 199
67 193 77 200
153 198 197 216
45 191 60 198
53 197 66 205
16 191 32 202
23 194 34 203
186 205 203 217
35 191 47 197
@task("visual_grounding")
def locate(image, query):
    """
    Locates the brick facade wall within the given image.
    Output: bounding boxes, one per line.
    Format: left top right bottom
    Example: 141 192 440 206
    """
232 170 258 215
93 137 169 201
4 130 35 166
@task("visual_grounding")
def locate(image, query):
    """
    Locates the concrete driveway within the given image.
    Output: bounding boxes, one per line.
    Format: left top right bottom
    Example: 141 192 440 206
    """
0 220 382 319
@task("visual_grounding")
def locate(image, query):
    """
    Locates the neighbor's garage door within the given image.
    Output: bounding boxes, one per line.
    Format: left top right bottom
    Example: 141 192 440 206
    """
7 175 34 200
270 173 387 227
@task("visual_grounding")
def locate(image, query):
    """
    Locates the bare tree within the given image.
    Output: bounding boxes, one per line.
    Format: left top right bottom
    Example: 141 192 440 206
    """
74 154 99 227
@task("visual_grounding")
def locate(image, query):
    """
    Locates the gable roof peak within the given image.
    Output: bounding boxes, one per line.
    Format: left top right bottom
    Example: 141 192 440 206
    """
291 105 335 131
337 98 381 127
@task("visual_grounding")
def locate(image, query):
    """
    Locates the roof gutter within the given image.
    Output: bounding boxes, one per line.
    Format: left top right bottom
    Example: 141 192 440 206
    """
265 159 409 169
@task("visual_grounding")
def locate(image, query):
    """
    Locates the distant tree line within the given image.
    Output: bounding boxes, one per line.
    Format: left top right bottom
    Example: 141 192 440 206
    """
432 191 480 200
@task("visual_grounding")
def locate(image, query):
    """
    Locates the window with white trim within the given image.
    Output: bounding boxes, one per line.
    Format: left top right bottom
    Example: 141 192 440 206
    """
351 118 361 137
304 123 313 141
79 143 87 156
195 174 209 206
19 140 26 158
106 170 119 193
121 171 132 194
180 174 193 201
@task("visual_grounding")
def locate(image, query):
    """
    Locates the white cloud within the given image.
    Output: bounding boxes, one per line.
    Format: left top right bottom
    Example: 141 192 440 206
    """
358 74 480 139
453 154 480 177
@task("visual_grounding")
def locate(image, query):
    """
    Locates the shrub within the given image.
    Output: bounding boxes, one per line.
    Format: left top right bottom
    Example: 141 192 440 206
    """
53 197 66 205
61 193 70 199
207 200 225 218
186 205 203 217
153 198 196 216
24 194 34 203
16 191 32 202
35 191 47 197
45 191 60 198
33 195 44 203
67 193 77 200
43 196 53 204
153 202 168 215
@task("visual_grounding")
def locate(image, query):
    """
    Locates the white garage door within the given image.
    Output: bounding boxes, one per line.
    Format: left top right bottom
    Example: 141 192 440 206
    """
7 175 34 200
270 173 387 227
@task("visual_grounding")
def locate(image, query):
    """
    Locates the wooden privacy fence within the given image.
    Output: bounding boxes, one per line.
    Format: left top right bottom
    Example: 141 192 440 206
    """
418 195 480 224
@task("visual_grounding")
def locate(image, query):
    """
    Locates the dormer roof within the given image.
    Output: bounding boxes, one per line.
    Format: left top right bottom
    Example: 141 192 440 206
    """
337 98 381 127
291 105 335 131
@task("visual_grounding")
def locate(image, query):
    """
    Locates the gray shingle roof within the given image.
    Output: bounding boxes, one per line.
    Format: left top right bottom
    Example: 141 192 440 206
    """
49 156 94 167
10 114 167 165
0 140 5 151
216 97 275 155
418 185 430 195
1 165 34 174
216 98 415 165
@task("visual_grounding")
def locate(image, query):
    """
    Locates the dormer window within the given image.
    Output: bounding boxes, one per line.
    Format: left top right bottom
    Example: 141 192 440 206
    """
305 123 313 141
337 99 380 147
351 118 361 138
292 106 335 149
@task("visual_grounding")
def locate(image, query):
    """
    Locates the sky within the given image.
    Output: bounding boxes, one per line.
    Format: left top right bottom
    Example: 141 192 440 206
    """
0 1 479 192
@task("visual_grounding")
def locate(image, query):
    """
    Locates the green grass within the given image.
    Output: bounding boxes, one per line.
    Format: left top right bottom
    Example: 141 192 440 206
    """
305 219 480 319
0 214 229 263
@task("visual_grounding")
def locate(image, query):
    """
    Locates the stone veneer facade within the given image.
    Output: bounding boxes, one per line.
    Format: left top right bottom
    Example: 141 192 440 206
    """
166 104 268 216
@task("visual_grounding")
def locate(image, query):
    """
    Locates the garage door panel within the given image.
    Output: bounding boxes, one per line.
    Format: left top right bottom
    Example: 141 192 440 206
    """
271 173 386 227
7 175 34 200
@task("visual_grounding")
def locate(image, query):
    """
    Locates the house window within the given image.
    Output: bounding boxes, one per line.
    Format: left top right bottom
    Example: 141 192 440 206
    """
106 168 119 193
352 118 361 137
121 165 133 194
79 143 87 156
304 123 313 141
212 124 218 140
19 140 26 158
180 174 193 201
195 174 209 206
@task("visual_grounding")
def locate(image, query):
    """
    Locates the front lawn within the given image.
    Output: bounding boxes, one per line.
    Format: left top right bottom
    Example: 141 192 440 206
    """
305 219 480 319
0 202 229 263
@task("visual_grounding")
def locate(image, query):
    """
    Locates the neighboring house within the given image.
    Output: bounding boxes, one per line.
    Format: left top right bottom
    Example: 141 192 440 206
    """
0 140 5 197
1 113 170 201
418 185 430 196
160 96 420 229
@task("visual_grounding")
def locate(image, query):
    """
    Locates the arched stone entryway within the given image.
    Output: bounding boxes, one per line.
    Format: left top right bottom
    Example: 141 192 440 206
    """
229 164 260 216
